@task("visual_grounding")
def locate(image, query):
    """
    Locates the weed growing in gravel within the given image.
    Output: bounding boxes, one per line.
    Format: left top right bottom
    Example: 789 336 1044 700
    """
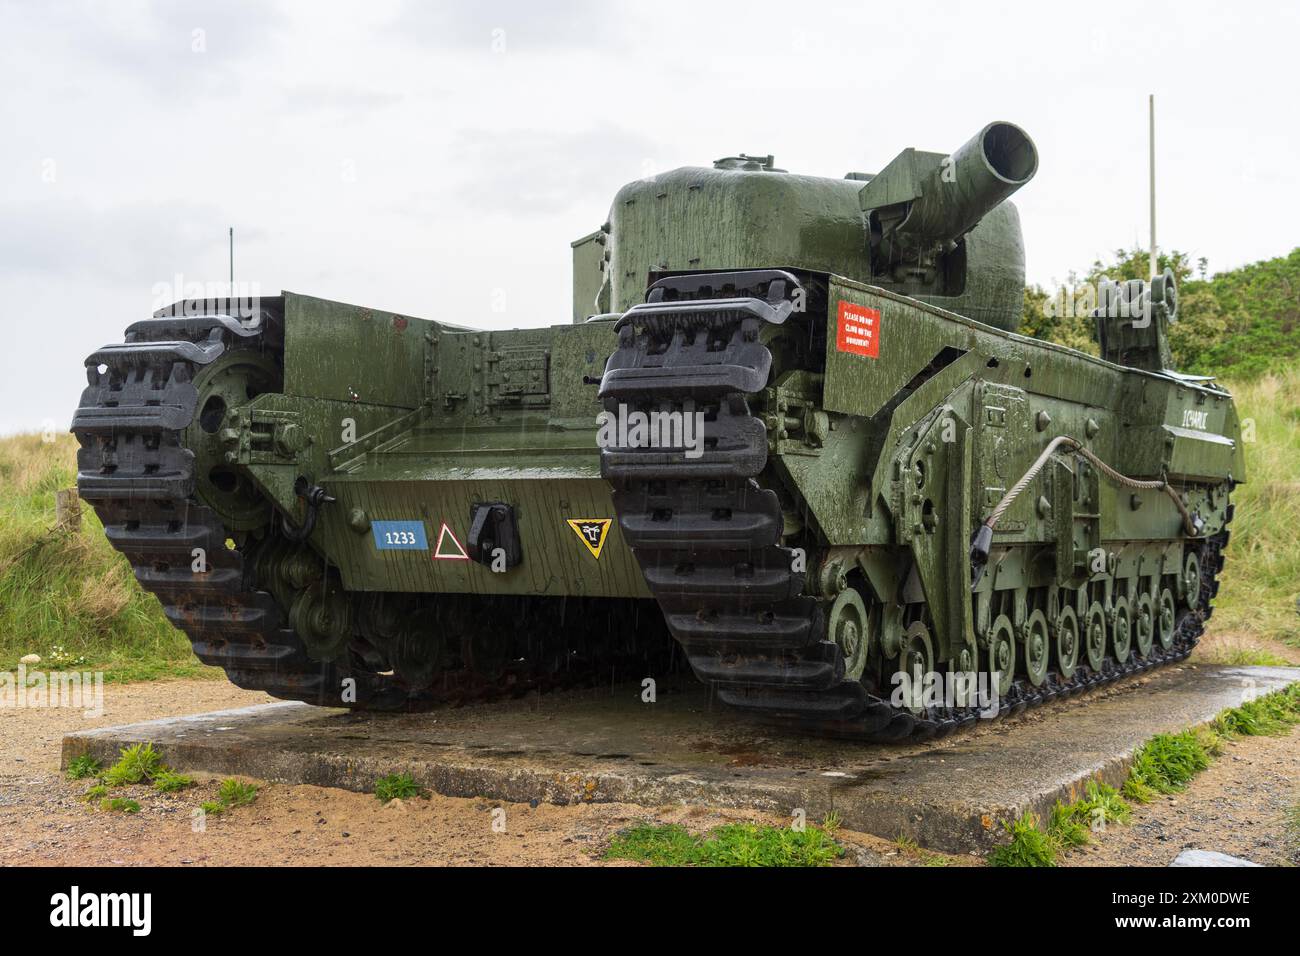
196 778 258 818
151 770 193 793
1124 729 1213 802
103 742 163 786
1048 801 1091 849
893 833 920 853
989 813 1057 867
83 784 108 800
65 755 101 780
100 797 140 813
1214 687 1300 738
217 778 257 808
1071 779 1131 826
604 821 842 867
373 772 425 802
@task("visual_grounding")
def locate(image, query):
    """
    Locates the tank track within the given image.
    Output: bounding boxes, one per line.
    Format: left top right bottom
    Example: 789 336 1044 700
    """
72 309 644 711
600 272 1230 743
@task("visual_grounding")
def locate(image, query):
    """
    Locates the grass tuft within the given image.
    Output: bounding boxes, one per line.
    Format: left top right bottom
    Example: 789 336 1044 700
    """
373 772 424 802
216 778 258 808
103 742 164 786
100 797 141 813
65 754 101 780
1048 801 1091 849
989 813 1057 867
1124 729 1213 800
604 821 842 867
151 769 194 793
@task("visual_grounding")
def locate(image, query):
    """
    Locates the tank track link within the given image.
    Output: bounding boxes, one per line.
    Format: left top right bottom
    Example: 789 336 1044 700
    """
599 271 1229 743
71 309 636 711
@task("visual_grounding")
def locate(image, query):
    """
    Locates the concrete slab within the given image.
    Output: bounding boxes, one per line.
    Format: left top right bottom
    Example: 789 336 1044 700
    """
62 664 1300 853
1171 849 1262 867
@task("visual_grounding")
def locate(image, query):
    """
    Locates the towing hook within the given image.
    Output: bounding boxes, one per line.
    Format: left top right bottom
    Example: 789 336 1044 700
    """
969 524 993 590
282 476 335 542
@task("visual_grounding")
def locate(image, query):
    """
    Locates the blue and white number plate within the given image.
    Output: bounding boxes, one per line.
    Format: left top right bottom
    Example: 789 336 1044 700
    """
371 520 429 551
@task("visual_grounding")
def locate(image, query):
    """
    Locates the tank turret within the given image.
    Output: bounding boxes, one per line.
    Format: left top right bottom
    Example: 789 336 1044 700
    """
588 122 1038 332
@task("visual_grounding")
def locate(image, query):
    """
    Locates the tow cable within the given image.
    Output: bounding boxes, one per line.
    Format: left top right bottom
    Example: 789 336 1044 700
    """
969 435 1203 588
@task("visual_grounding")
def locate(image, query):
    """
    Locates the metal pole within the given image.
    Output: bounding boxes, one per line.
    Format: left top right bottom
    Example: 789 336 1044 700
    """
229 226 234 288
1148 95 1157 282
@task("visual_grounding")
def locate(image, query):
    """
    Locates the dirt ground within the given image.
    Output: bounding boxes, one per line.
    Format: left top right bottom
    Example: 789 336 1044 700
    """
0 679 961 867
2 633 1297 867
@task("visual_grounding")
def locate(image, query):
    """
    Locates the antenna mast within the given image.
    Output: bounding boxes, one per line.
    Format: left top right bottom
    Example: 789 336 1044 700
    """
1148 95 1157 281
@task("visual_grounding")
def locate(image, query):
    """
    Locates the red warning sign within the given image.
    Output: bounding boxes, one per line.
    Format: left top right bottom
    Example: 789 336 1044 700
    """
836 301 881 358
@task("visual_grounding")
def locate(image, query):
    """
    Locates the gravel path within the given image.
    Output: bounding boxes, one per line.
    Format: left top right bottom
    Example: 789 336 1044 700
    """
1063 724 1300 866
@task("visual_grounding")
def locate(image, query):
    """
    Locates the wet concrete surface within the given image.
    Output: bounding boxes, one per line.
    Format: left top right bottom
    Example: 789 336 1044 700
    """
63 664 1300 853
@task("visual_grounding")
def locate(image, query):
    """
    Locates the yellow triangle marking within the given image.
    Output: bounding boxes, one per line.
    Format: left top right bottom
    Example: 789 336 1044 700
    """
566 518 612 560
433 521 469 560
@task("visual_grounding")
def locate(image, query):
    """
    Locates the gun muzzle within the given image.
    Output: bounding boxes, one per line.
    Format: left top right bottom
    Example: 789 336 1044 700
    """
893 121 1038 254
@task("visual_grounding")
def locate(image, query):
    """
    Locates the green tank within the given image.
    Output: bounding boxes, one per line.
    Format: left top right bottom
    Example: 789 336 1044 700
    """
72 121 1242 741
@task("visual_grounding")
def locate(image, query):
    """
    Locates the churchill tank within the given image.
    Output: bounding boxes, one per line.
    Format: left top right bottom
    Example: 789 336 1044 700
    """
72 121 1242 742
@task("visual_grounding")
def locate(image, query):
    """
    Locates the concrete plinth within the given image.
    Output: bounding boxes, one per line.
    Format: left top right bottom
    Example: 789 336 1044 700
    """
62 665 1299 853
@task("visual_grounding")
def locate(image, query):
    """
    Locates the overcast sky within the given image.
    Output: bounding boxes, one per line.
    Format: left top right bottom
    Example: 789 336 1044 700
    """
2 0 1297 434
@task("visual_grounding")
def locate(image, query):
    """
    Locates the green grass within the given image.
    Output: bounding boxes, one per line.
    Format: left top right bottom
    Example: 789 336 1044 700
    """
991 685 1300 863
83 784 108 801
604 821 843 867
99 797 140 813
216 778 258 808
1209 369 1300 649
1199 645 1292 667
1070 779 1132 828
1124 730 1213 802
1213 685 1300 738
65 755 101 780
989 813 1058 867
373 772 424 802
197 779 259 818
1047 801 1091 849
151 769 194 793
0 434 216 682
102 743 164 786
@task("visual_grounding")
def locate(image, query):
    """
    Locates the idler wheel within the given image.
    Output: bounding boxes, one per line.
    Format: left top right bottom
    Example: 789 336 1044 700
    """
827 588 869 682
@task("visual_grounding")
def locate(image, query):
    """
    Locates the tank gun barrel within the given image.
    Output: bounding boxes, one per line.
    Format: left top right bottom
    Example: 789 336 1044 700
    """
865 121 1038 261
